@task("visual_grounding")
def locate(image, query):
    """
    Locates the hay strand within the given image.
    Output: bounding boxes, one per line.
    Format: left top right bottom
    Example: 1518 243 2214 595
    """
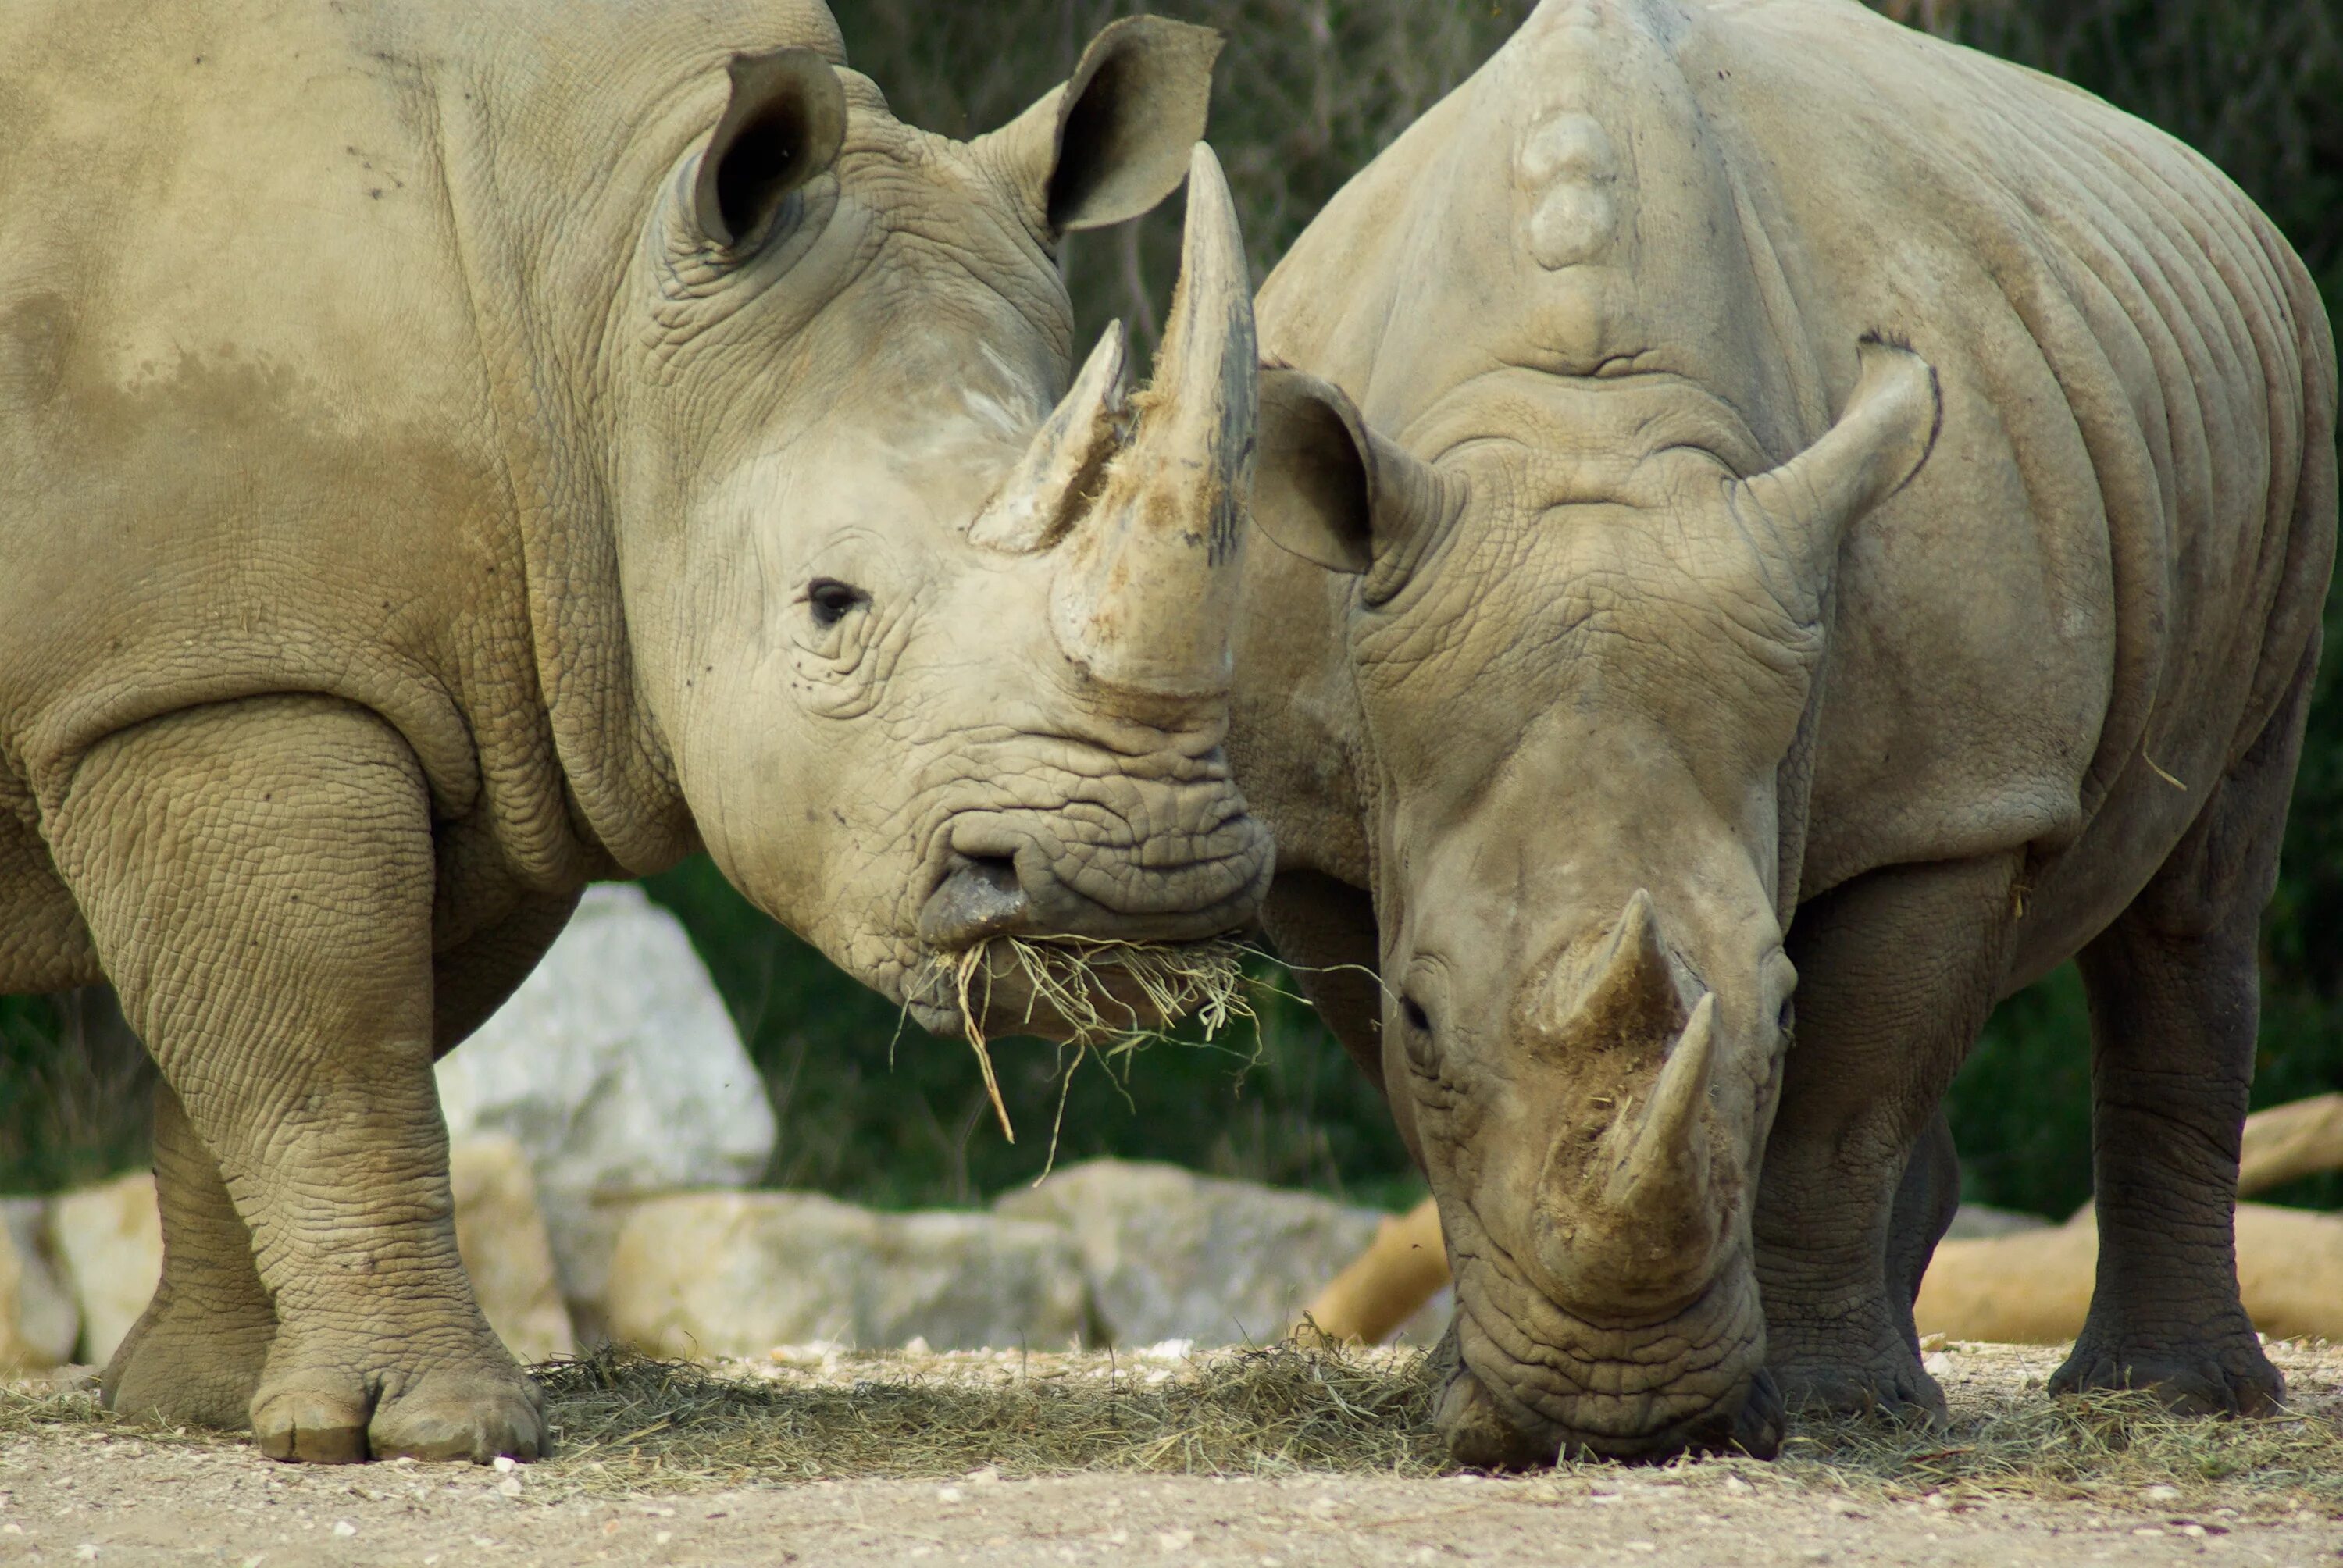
925 936 1253 1142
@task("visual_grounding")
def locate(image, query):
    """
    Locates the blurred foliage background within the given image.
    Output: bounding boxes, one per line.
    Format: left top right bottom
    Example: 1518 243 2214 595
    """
4 0 2338 1217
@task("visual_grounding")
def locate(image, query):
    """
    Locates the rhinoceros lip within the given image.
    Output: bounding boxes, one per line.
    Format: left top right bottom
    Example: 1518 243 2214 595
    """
1439 1254 1775 1462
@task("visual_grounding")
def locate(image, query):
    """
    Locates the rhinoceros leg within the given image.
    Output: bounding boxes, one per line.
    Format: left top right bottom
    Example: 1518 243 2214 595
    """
1884 1110 1962 1331
1755 854 2022 1418
48 693 544 1464
103 1081 276 1431
2051 657 2312 1417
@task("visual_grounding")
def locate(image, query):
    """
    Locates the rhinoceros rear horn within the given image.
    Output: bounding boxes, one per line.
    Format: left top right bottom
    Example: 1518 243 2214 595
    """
694 48 847 250
1045 144 1257 701
1728 337 1941 603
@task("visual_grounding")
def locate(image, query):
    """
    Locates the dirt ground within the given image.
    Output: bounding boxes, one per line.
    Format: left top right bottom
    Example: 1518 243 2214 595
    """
5 1342 2341 1567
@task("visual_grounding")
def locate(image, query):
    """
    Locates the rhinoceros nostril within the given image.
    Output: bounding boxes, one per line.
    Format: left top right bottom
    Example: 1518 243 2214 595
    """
918 854 1034 948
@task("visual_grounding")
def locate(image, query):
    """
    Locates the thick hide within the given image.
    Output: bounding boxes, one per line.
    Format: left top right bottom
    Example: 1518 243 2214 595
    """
1236 0 2335 1460
1 1 1268 1463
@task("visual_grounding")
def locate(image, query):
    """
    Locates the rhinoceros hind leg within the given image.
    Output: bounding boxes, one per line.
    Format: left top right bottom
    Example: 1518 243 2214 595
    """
103 1082 276 1431
2050 654 2313 1418
1756 855 2022 1420
49 694 546 1465
1885 1110 1962 1326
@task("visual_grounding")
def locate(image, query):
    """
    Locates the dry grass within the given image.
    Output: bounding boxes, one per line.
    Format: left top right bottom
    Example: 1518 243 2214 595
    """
1778 1379 2343 1511
922 936 1253 1142
9 1343 2338 1513
527 1342 1442 1497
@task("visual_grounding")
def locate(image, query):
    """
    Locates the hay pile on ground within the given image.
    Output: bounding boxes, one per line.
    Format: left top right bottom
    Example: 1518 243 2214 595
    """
532 1342 1441 1494
7 1342 2338 1513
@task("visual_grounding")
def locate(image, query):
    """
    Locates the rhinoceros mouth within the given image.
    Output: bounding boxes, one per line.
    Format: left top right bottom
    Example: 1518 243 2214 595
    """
1437 1242 1777 1463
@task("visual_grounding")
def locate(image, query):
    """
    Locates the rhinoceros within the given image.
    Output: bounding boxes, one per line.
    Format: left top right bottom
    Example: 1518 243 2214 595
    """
0 2 1271 1462
1236 0 2335 1459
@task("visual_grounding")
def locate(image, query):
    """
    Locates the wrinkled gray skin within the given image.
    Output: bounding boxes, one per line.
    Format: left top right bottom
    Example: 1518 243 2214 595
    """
1236 0 2336 1461
0 1 1270 1462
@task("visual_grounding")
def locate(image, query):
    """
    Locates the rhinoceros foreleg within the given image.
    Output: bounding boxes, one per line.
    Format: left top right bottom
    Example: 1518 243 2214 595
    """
2052 655 2313 1417
48 693 544 1464
1754 853 2023 1419
102 1081 276 1431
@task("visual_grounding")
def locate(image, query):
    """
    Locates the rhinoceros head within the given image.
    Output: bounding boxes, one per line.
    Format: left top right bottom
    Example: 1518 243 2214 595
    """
606 19 1270 1035
1249 339 1939 1459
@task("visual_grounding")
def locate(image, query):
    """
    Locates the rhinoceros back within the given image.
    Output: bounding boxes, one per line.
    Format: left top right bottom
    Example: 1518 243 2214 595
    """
0 0 837 824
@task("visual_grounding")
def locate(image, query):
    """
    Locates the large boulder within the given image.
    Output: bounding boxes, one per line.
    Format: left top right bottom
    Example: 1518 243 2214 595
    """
435 883 777 1327
606 1191 1088 1356
997 1159 1446 1348
0 1199 77 1374
48 1171 162 1367
448 1135 575 1364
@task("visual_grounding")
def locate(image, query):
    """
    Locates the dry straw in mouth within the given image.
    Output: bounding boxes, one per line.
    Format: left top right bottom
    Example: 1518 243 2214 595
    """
923 935 1252 1143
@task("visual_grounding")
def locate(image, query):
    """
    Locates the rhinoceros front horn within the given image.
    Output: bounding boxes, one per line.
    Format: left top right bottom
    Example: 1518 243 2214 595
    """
1539 892 1727 1304
1036 143 1257 702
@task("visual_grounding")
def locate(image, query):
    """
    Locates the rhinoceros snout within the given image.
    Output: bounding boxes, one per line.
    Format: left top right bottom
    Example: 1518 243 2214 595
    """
917 828 1268 953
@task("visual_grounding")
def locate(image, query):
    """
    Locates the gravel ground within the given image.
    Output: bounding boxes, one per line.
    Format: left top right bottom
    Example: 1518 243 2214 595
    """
5 1342 2341 1567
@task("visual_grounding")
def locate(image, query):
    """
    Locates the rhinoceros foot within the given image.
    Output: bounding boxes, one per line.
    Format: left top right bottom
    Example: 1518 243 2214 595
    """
1769 1345 1949 1425
249 1329 547 1465
102 1288 274 1434
2049 1320 2284 1417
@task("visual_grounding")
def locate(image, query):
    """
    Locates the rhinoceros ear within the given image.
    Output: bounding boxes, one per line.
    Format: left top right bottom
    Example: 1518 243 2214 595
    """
694 48 848 250
1255 370 1459 604
977 16 1221 237
1728 337 1940 605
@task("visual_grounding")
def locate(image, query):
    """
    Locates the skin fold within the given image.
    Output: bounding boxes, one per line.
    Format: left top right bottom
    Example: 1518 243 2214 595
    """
1 0 1271 1461
1234 0 2337 1461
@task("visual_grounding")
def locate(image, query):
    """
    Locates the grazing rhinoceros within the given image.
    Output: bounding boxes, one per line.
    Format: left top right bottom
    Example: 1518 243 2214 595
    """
1236 0 2335 1460
0 1 1271 1463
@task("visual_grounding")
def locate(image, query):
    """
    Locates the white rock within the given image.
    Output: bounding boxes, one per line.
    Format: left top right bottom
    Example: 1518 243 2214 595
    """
449 1135 576 1364
436 884 777 1320
605 1190 1087 1356
0 1198 77 1373
48 1171 162 1367
996 1160 1446 1348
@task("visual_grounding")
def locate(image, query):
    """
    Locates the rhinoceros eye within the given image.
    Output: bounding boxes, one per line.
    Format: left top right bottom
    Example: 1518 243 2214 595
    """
807 577 867 629
1400 994 1432 1035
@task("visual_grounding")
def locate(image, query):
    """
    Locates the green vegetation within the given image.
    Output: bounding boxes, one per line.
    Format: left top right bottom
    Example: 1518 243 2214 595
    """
2 0 2337 1217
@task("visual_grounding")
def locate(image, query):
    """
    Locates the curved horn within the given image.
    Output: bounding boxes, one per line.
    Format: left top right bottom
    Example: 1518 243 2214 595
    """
1050 143 1257 700
969 323 1129 554
1727 337 1940 608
